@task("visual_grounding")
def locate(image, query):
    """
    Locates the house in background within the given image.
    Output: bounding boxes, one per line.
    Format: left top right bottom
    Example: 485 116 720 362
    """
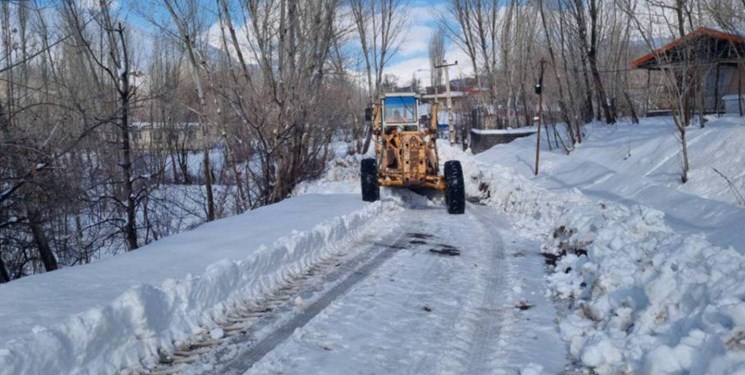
631 27 745 116
130 122 220 151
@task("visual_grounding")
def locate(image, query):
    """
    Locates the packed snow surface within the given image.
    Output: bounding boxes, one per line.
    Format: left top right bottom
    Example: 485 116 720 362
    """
239 205 565 375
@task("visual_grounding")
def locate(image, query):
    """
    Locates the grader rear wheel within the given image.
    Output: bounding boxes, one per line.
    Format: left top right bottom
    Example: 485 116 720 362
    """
361 158 380 202
444 160 465 214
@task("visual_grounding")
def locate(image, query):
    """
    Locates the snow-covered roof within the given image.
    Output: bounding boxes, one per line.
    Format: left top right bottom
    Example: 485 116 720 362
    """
421 91 468 100
722 94 745 100
632 27 745 69
131 122 201 129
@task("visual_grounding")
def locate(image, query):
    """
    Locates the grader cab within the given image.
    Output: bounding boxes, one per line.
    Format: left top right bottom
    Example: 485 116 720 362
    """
360 93 465 214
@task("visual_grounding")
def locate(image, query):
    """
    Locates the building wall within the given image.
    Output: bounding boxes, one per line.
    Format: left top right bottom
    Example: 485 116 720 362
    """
722 64 745 97
705 64 745 112
130 123 220 151
469 129 536 154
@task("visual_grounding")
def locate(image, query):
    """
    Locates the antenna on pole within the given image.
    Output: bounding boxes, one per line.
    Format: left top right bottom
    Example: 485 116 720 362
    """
534 58 546 176
435 60 458 145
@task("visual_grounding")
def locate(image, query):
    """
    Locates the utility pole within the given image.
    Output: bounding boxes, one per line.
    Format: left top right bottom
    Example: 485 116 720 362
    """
535 58 546 176
435 60 458 145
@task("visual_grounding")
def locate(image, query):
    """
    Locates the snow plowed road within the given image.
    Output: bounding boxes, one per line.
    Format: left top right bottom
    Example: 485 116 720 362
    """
170 201 566 374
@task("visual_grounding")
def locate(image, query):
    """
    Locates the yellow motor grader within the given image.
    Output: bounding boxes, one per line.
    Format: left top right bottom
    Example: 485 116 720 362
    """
360 93 465 214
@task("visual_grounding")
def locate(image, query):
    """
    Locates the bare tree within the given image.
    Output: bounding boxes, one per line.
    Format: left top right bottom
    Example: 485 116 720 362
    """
566 0 616 124
210 0 346 203
439 0 501 115
539 0 583 146
350 0 409 101
619 0 702 182
61 0 143 250
349 0 409 152
429 27 446 90
160 0 218 221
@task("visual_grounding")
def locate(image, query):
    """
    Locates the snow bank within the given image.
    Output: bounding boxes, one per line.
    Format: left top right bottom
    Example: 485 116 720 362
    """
293 154 364 196
477 117 745 253
471 127 538 135
0 197 399 374
544 202 745 374
438 142 584 237
439 141 745 374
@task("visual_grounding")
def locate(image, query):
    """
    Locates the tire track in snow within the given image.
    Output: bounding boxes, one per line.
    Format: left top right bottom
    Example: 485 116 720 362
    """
462 205 509 374
236 206 491 375
195 202 520 375
145 209 404 375
216 231 410 373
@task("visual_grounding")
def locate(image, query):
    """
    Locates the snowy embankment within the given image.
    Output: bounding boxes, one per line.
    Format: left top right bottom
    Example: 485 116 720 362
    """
0 195 398 374
437 117 745 374
479 116 745 252
544 197 745 374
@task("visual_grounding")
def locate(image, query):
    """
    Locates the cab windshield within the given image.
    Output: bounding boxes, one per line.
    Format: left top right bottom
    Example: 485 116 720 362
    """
383 96 417 124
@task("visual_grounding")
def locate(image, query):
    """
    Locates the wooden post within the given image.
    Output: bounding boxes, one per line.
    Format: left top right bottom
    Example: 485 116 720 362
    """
535 59 545 176
739 63 743 117
714 63 721 117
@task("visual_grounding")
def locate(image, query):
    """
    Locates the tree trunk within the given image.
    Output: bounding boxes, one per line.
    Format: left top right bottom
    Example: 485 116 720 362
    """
26 203 58 271
122 97 138 251
0 254 9 283
739 63 743 117
580 54 595 123
590 67 616 123
587 0 615 124
714 63 720 117
539 0 576 145
698 68 706 128
116 24 138 251
162 0 216 221
623 89 639 124
680 127 689 183
203 148 216 219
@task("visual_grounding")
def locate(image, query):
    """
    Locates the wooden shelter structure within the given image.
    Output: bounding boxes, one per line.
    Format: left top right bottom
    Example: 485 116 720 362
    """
631 27 745 115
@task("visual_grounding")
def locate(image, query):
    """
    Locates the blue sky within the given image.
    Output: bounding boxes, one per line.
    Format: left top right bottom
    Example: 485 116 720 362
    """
117 0 471 85
382 0 472 85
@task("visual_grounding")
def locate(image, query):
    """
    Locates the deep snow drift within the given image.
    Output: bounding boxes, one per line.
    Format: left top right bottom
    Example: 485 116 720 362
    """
478 116 745 253
0 195 399 374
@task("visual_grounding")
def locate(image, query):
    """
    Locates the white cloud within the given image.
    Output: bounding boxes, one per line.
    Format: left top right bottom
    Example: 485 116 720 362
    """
397 24 433 56
385 56 431 85
382 2 478 85
78 0 120 10
386 43 474 85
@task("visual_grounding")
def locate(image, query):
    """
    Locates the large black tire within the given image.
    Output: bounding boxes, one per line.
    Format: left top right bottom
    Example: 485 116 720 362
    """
444 160 465 214
361 158 380 202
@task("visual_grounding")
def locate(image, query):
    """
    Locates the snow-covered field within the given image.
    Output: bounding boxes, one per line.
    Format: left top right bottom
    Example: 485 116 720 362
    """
2 116 744 374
